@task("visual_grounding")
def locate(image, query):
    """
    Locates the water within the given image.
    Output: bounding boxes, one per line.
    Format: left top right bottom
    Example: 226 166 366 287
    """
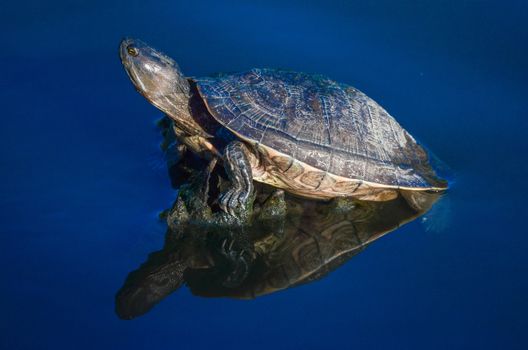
1 1 527 349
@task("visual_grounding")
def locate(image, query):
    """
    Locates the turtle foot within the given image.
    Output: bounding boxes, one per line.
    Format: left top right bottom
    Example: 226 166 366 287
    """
218 187 253 219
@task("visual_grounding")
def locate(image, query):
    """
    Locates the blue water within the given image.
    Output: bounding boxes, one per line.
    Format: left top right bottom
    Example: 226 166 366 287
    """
2 1 527 349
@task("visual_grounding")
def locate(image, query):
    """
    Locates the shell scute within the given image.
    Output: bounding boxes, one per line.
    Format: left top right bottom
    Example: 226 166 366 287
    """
300 171 326 188
271 155 293 173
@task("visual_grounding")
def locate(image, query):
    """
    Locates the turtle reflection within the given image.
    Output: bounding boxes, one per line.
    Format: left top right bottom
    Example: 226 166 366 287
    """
115 154 442 319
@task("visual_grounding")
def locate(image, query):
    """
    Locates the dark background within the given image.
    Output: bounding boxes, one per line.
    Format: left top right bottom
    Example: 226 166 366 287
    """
1 1 527 349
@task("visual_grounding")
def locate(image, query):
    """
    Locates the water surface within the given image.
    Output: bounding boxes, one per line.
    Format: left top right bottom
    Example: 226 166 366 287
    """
1 1 527 349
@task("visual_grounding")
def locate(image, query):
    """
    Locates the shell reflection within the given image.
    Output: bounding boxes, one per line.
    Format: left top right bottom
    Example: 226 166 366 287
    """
115 154 442 319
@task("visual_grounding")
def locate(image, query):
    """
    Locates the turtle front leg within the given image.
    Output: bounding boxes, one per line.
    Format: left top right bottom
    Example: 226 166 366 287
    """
219 141 255 218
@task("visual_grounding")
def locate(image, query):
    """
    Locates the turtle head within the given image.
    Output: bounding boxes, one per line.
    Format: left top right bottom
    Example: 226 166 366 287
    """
120 38 192 123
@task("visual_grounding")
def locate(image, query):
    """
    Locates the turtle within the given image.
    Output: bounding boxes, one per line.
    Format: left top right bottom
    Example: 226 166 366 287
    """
119 38 447 217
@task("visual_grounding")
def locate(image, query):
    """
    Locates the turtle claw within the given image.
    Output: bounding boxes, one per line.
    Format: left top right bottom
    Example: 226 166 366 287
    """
238 189 251 206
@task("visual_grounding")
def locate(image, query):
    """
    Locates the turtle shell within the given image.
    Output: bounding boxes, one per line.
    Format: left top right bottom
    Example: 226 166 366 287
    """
195 68 446 190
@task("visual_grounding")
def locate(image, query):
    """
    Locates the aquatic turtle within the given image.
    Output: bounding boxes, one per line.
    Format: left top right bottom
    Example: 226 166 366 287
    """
120 39 447 217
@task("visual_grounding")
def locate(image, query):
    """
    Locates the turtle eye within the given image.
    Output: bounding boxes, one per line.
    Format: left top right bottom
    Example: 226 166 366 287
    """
127 45 139 57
